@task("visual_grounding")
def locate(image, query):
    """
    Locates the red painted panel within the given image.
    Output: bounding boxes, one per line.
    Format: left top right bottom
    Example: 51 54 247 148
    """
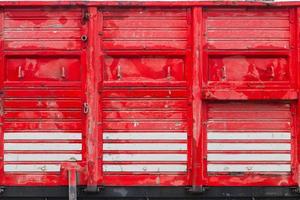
4 8 83 50
0 7 87 187
104 56 185 82
204 8 291 50
208 56 289 82
102 8 189 50
0 4 298 189
6 57 81 82
205 102 296 186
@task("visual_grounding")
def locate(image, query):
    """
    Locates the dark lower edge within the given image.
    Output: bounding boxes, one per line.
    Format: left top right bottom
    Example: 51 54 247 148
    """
0 186 300 200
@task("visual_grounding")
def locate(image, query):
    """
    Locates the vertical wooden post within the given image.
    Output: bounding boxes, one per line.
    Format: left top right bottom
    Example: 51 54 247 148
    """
85 6 101 192
189 6 205 193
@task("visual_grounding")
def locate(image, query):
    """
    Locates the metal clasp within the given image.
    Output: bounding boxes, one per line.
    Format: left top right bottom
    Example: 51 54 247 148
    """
221 65 227 81
18 66 24 79
166 66 171 80
83 103 89 114
117 65 122 80
61 66 66 79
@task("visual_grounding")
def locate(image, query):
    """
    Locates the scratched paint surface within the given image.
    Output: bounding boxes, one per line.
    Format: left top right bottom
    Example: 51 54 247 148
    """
0 4 298 188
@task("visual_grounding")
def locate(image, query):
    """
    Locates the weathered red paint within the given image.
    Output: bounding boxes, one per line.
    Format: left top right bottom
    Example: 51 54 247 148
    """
0 1 299 189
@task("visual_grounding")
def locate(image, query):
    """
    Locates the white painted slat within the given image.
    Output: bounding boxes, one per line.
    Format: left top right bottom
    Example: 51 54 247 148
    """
103 154 187 161
103 164 187 172
208 154 291 161
4 143 82 151
208 143 290 151
208 132 291 140
208 164 291 172
4 164 61 172
4 132 82 140
103 132 187 140
4 154 82 161
103 143 187 151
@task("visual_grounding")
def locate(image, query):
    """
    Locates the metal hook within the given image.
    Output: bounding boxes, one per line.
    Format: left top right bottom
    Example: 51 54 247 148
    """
167 66 171 80
117 65 122 80
61 66 66 79
18 66 24 79
221 65 227 81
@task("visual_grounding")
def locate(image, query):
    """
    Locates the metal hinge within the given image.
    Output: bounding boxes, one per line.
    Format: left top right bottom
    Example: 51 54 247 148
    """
187 186 206 194
83 102 89 114
82 9 89 24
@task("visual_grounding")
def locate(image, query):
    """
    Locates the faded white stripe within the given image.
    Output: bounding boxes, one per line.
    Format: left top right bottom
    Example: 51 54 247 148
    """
103 164 187 172
208 154 291 161
4 154 82 161
104 132 187 140
4 132 82 140
103 154 187 161
208 143 290 151
4 143 82 151
103 143 187 151
208 132 291 140
4 164 61 172
208 164 291 172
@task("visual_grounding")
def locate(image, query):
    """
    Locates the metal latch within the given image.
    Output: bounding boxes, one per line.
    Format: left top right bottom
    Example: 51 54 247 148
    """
83 103 89 114
81 9 89 24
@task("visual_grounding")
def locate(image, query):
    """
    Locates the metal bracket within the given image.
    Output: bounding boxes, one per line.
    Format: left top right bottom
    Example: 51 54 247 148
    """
83 185 102 193
0 186 5 195
68 168 78 200
186 186 206 194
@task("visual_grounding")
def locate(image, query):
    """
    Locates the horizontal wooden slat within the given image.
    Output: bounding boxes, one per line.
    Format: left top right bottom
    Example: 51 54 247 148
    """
103 132 187 140
207 164 290 172
103 143 187 151
4 30 81 39
103 111 186 119
103 99 187 110
103 154 187 162
103 8 187 17
4 19 81 29
103 164 186 172
207 20 289 28
4 99 82 109
4 143 82 151
4 90 82 98
207 154 291 161
103 30 187 39
4 154 82 161
103 40 187 50
102 89 187 98
207 121 291 131
208 132 291 140
4 164 61 172
103 121 187 131
4 111 81 119
208 143 290 151
4 132 82 140
4 40 82 50
4 122 82 131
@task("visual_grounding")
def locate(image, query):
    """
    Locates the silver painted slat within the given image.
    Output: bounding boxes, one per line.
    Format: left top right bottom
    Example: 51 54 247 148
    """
103 164 187 172
103 154 187 161
4 143 82 151
4 164 61 172
103 132 187 140
208 132 291 140
208 143 290 151
103 143 187 151
207 164 291 172
4 154 82 161
208 154 291 161
4 132 82 140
